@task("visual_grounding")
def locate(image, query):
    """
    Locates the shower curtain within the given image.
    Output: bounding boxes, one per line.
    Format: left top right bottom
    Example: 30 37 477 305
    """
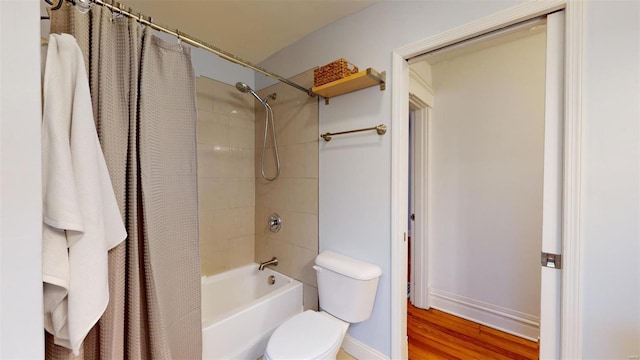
47 3 201 359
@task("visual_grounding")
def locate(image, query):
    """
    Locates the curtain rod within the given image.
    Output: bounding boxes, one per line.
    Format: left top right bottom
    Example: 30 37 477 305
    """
49 0 318 97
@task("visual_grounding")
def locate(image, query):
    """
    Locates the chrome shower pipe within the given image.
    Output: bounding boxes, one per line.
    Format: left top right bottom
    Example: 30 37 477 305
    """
235 82 281 181
260 100 281 181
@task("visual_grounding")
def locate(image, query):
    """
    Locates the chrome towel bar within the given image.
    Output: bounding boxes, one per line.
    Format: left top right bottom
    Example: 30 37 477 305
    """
320 124 387 142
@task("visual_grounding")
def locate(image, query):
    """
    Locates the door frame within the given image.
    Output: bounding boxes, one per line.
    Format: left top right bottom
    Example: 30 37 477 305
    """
408 104 429 310
390 1 584 358
408 66 433 310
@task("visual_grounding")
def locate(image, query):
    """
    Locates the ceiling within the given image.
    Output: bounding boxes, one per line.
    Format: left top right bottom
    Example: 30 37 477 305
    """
118 0 379 64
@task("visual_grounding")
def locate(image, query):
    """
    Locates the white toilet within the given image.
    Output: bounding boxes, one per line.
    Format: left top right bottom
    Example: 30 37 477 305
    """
264 250 382 360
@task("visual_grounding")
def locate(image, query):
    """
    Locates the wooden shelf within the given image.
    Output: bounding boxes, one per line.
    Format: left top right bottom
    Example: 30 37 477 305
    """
312 68 386 104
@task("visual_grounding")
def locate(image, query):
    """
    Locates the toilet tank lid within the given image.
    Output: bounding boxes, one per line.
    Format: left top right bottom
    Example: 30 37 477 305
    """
315 251 382 280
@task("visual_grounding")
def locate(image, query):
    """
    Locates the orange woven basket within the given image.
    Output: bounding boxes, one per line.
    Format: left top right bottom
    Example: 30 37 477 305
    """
314 58 359 87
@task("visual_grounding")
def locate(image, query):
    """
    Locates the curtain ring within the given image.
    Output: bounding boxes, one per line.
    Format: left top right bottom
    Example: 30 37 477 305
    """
51 0 64 11
176 30 183 50
110 3 123 22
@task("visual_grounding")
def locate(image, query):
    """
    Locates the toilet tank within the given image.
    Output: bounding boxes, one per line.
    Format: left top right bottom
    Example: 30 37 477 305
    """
313 251 382 323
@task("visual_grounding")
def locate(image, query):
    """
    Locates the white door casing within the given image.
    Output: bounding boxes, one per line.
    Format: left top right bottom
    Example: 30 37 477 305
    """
391 1 583 358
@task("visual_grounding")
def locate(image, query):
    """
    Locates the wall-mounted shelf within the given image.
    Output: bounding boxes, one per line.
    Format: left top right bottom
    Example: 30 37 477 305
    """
312 68 386 105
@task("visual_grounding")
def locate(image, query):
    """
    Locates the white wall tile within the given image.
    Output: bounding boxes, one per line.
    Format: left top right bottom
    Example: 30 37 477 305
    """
197 77 256 276
254 70 319 293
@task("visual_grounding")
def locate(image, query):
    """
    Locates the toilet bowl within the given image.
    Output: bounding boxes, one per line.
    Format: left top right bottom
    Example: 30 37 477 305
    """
264 251 382 360
264 311 348 360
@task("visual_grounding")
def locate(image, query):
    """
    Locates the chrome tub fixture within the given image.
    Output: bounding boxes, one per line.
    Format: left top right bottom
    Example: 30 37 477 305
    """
258 257 278 271
268 213 282 233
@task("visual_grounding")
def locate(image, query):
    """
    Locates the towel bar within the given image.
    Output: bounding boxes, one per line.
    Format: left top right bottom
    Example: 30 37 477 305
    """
321 124 387 141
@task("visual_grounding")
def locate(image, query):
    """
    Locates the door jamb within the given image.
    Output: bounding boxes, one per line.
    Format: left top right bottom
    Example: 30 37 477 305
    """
408 93 430 309
390 1 584 358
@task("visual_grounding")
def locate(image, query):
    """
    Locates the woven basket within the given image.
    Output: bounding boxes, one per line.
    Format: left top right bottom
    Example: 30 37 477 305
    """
314 58 359 87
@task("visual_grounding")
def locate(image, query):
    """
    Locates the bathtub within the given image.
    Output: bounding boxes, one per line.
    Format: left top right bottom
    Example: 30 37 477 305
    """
202 264 303 360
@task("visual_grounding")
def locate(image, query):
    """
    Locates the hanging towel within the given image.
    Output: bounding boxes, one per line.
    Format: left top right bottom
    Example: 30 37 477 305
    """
42 33 127 355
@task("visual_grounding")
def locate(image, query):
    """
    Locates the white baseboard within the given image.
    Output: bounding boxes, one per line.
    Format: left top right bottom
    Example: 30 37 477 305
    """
341 334 389 360
429 288 540 341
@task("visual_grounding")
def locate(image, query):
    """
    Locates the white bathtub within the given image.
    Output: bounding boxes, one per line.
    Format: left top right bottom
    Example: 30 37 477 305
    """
202 264 303 360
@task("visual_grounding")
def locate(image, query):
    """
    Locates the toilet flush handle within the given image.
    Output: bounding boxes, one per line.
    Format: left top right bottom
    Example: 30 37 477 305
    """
313 265 322 273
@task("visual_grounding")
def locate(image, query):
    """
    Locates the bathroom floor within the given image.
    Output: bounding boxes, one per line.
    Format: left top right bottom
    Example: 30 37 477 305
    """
257 348 355 360
336 348 357 359
408 301 539 359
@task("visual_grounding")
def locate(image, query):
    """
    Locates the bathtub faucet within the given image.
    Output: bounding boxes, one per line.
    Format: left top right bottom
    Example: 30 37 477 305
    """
258 257 278 271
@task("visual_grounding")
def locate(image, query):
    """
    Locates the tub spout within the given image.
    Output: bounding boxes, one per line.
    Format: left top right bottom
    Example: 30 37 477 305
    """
258 257 278 271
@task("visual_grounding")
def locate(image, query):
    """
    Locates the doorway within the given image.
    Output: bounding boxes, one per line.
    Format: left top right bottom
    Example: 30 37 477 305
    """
390 2 585 358
407 16 549 358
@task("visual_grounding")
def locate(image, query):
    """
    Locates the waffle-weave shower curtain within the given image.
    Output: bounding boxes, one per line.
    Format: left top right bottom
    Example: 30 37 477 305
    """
47 3 201 359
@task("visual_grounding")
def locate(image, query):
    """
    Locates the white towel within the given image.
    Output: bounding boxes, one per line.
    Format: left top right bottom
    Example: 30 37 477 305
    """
42 33 127 355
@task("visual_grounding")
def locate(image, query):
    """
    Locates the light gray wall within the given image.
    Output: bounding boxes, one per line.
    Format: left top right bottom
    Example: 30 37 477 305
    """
429 31 546 339
258 0 640 357
0 0 44 358
581 1 640 358
258 1 525 356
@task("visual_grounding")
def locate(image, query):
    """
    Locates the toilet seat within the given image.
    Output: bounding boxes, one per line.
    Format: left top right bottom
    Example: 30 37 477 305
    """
265 310 348 360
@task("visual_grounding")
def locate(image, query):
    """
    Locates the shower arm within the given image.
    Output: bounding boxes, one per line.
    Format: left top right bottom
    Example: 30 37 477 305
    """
48 0 319 98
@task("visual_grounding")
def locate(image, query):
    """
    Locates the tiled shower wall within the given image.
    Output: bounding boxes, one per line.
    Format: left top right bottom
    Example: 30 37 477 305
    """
195 71 319 309
196 77 255 276
255 70 320 311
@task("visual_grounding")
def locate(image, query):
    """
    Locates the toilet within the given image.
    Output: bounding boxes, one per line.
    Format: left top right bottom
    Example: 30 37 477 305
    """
264 250 382 360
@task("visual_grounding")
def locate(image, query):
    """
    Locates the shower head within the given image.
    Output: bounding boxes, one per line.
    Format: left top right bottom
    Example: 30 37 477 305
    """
235 82 252 93
235 81 264 104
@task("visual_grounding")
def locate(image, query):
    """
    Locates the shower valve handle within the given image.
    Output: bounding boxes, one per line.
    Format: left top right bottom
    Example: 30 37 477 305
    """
268 213 282 233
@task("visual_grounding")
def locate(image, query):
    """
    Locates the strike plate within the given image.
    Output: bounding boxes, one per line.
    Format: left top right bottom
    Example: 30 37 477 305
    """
541 252 562 269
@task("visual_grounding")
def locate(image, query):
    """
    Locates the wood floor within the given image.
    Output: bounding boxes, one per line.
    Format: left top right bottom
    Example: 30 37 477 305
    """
408 302 539 360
